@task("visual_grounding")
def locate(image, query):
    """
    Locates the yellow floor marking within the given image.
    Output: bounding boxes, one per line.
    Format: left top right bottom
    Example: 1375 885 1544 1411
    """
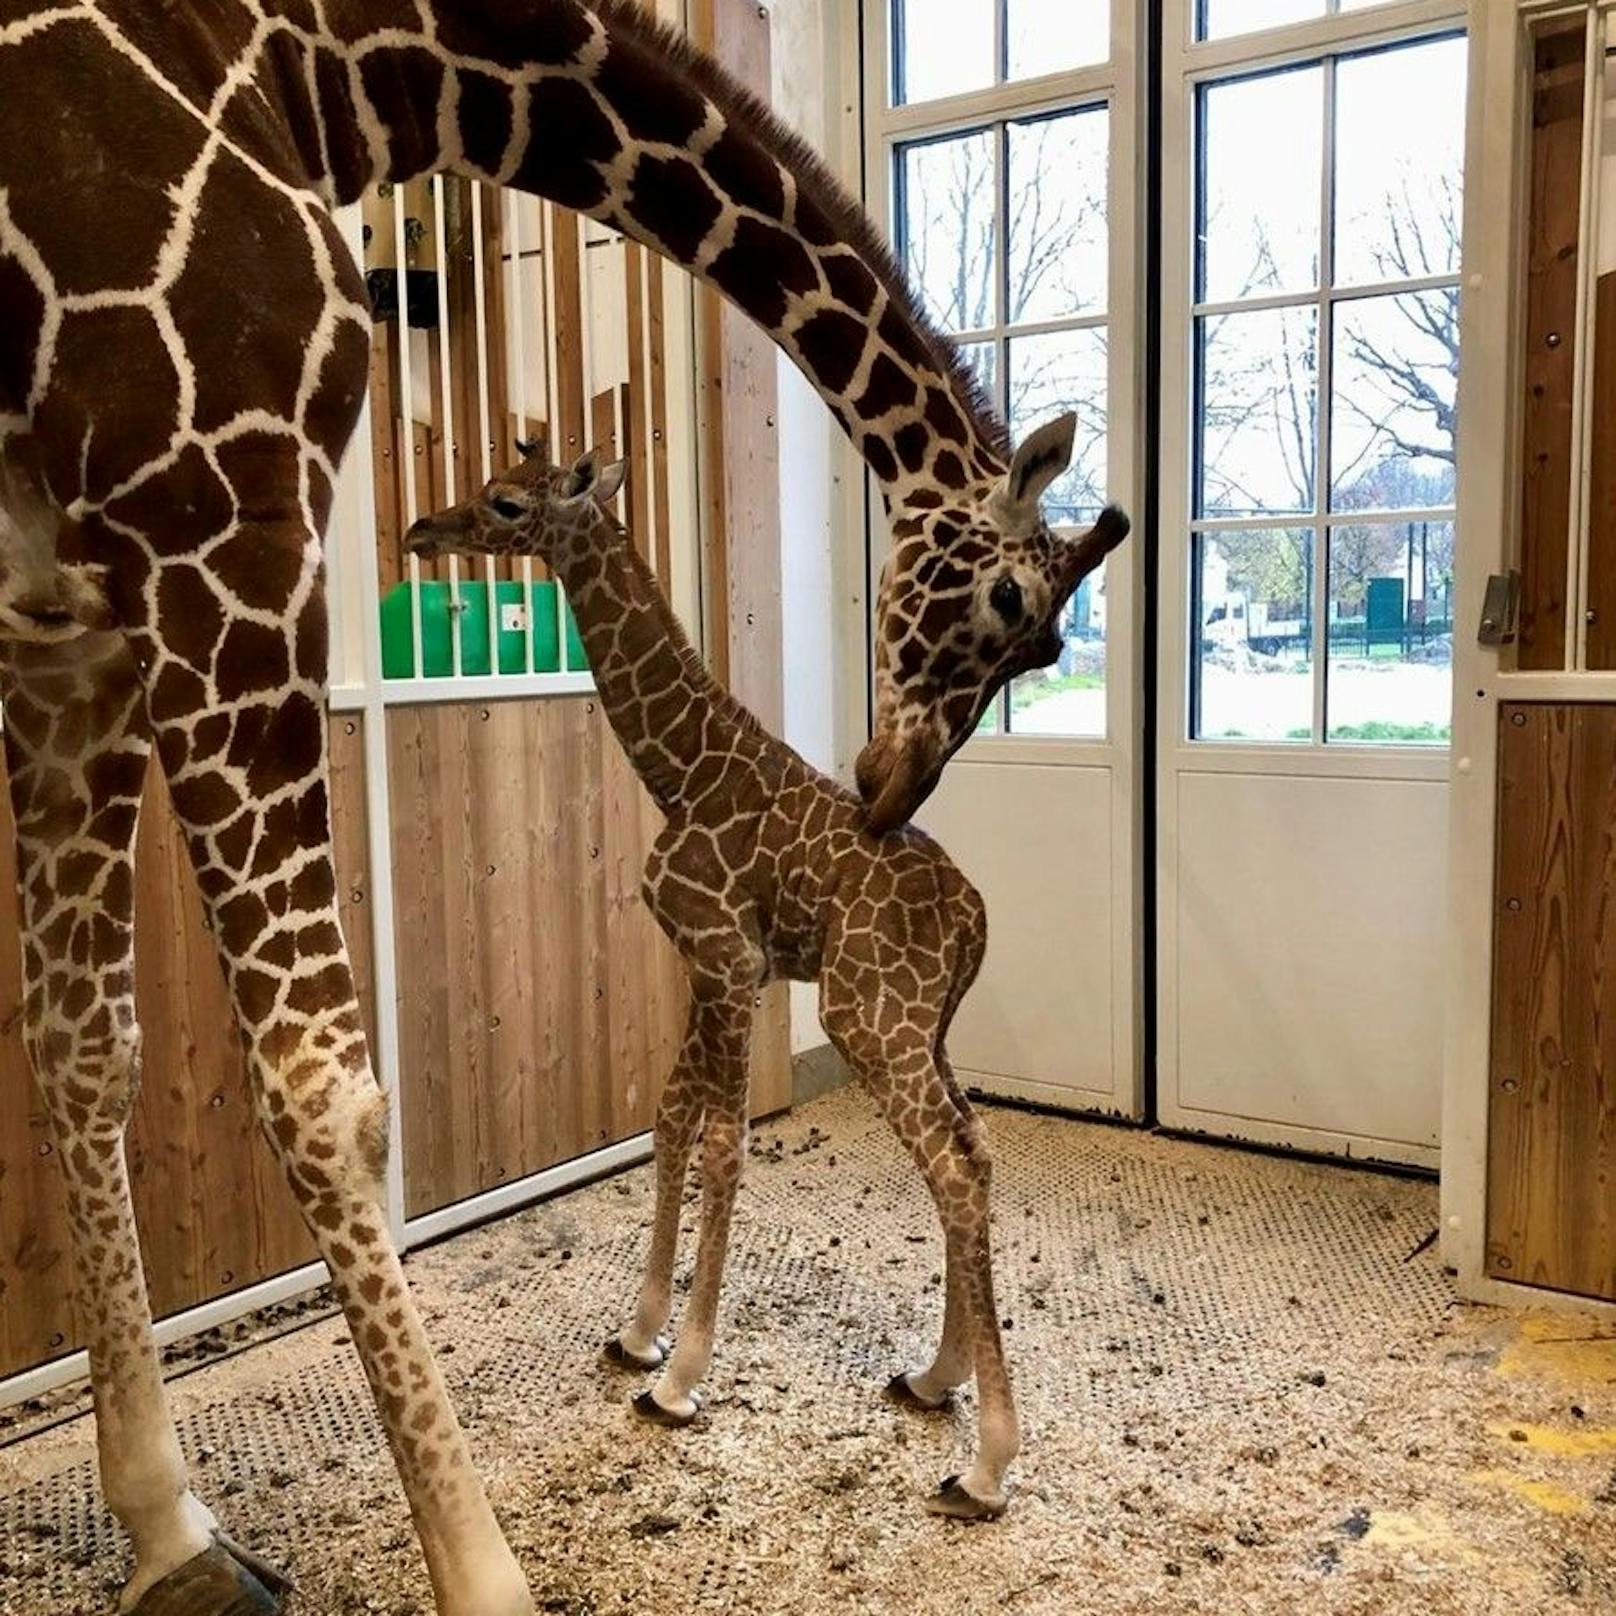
1472 1467 1590 1516
1495 1315 1616 1386
1486 1419 1616 1457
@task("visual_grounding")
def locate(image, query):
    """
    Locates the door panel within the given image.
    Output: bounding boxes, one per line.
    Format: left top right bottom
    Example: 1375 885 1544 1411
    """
1487 703 1616 1303
1165 770 1447 1163
919 759 1131 1113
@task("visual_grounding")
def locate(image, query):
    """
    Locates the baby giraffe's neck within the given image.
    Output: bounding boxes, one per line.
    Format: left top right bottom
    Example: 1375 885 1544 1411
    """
548 513 756 810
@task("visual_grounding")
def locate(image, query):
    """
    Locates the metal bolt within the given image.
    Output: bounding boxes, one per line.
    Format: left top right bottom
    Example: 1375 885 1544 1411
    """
344 721 357 736
36 1141 51 1158
1501 1077 1519 1094
1495 1254 1513 1271
1546 332 1562 349
1588 610 1599 625
1511 711 1527 726
221 1270 234 1286
486 864 496 877
1506 897 1522 912
49 1332 65 1349
210 1092 225 1110
489 1015 502 1031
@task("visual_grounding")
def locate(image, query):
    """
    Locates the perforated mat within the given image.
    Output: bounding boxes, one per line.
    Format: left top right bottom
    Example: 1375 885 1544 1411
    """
3 1090 1613 1615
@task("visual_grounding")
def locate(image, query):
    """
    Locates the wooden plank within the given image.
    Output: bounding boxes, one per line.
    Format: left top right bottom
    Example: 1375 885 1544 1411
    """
1487 703 1616 1302
1585 274 1616 666
0 715 373 1378
391 699 685 1219
552 207 587 465
1516 21 1586 670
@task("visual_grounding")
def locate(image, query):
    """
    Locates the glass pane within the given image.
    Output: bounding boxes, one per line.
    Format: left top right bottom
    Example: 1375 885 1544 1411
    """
897 129 998 334
1198 0 1323 44
1334 37 1467 287
1008 326 1108 524
1010 577 1108 737
892 0 993 105
1008 106 1109 325
1326 521 1454 744
1194 530 1316 742
1330 289 1459 513
1198 66 1323 302
960 339 999 407
1008 0 1109 81
1197 306 1319 518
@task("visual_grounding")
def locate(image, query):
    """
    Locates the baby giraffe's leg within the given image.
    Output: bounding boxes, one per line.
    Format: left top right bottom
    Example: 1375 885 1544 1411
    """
634 985 754 1427
609 1003 708 1369
823 939 1016 1517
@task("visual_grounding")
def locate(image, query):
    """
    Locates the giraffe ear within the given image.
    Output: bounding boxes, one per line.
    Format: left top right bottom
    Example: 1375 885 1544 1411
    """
515 436 541 460
1003 412 1077 512
592 458 627 507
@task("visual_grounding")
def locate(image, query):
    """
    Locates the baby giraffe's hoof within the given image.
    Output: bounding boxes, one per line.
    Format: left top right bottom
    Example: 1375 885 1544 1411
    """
130 1535 292 1615
926 1474 1008 1522
603 1334 669 1371
885 1371 953 1413
632 1388 700 1428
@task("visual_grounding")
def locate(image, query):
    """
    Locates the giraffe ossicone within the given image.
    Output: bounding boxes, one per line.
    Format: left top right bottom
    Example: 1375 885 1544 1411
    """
406 443 1127 1518
0 3 1122 1610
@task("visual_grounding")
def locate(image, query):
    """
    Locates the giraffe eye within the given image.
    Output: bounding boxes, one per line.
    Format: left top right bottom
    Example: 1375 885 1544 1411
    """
990 574 1023 624
490 497 525 522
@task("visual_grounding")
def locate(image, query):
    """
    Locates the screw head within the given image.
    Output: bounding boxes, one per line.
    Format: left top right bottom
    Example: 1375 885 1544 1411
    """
1501 1077 1519 1094
1506 897 1523 912
1511 711 1527 726
1546 332 1562 349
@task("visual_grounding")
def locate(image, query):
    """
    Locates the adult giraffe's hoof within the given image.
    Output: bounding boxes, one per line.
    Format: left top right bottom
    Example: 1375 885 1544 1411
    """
884 1371 953 1413
603 1333 669 1371
130 1535 293 1615
632 1387 700 1428
925 1474 1008 1522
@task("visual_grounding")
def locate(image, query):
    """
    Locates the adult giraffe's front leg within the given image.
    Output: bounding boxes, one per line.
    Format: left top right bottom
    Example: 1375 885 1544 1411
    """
1 631 285 1613
119 495 533 1616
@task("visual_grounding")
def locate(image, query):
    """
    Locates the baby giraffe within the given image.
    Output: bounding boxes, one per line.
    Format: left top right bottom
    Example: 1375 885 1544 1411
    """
408 446 1128 1519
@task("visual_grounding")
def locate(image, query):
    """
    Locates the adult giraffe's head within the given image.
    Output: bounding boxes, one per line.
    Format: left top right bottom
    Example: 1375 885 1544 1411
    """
857 416 1130 832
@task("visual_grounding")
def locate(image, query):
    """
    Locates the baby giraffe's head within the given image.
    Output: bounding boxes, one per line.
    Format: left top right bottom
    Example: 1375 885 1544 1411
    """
405 443 624 562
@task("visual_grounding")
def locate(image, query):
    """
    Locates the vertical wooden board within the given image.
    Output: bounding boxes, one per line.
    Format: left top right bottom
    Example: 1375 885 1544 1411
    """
552 208 587 465
1586 275 1616 667
370 326 403 593
392 699 685 1219
0 714 369 1379
1487 703 1616 1302
647 253 674 587
1516 22 1586 670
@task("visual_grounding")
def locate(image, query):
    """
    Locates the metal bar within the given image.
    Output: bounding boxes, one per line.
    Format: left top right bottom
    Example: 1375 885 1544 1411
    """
1191 271 1462 320
0 1261 331 1409
470 182 500 676
402 1131 653 1246
430 177 463 679
392 186 425 683
1313 51 1337 744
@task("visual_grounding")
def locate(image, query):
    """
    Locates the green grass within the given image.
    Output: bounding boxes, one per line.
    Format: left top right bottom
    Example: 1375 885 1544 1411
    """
1210 723 1451 744
1011 671 1105 712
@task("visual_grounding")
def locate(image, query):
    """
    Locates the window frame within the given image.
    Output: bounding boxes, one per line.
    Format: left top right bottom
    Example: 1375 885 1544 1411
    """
1160 0 1467 779
860 0 1146 751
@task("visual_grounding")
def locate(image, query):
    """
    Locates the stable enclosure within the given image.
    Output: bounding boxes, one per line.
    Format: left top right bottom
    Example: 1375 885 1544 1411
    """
4 0 1616 1613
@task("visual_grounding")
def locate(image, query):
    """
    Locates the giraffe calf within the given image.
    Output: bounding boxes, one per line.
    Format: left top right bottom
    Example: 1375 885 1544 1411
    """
409 447 1125 1520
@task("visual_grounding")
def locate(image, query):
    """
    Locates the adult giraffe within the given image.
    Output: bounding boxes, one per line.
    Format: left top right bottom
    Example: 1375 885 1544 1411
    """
0 3 1111 1613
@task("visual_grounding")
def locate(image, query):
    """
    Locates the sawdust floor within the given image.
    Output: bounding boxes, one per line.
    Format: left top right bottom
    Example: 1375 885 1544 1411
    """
3 1088 1615 1615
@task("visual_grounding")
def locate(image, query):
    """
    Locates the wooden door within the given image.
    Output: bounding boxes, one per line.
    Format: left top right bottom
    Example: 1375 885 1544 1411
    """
1487 702 1616 1302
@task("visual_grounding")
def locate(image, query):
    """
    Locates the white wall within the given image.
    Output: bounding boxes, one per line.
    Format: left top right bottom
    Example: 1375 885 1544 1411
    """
765 0 854 1055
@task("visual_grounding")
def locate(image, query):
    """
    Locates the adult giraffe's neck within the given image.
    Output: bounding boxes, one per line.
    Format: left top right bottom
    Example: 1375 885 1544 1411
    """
295 0 1008 493
549 510 756 811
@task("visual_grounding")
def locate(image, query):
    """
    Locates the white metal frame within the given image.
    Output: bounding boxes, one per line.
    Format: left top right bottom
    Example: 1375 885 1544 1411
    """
1155 0 1467 1169
1442 0 1616 1316
855 0 1147 1118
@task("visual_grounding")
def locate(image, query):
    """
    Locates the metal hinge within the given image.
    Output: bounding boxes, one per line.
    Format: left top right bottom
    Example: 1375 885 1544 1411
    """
1478 572 1520 647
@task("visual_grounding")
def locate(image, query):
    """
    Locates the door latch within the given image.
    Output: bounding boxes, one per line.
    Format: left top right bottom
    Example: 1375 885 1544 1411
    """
1478 572 1519 646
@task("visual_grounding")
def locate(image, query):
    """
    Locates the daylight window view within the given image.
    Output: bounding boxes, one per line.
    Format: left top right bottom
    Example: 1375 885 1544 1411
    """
890 0 1115 738
1192 33 1466 745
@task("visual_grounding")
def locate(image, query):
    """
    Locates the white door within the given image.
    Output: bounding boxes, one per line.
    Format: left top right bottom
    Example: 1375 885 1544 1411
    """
1155 0 1467 1169
859 0 1146 1118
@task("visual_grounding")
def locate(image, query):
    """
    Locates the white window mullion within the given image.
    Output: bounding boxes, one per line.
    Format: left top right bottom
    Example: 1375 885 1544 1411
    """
1312 53 1337 744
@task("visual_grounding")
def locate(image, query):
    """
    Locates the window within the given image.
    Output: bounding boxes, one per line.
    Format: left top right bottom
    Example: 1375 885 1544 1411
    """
882 3 1122 739
1189 33 1465 745
890 0 1110 106
1197 0 1412 43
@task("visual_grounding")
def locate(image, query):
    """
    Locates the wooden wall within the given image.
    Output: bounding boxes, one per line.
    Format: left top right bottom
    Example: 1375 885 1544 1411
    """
389 698 688 1217
0 719 372 1377
1487 703 1616 1303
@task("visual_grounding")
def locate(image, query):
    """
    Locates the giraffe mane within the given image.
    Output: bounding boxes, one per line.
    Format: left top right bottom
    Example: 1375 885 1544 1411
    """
594 0 1012 464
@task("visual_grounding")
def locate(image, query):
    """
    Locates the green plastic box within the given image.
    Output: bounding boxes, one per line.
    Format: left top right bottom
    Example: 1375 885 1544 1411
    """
380 581 587 679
